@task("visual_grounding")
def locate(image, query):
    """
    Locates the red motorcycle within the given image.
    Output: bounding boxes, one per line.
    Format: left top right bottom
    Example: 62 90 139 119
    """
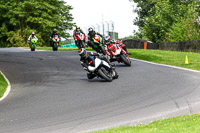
52 35 60 51
75 32 86 49
107 43 131 66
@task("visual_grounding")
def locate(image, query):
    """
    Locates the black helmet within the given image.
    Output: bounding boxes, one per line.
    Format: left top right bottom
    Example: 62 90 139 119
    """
88 27 95 37
53 29 57 33
88 27 95 34
78 48 87 58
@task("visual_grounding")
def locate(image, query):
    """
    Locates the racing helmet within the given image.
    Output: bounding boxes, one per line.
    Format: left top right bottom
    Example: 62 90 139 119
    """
53 28 57 33
31 32 35 37
76 25 80 31
88 27 94 34
105 36 111 42
78 48 88 58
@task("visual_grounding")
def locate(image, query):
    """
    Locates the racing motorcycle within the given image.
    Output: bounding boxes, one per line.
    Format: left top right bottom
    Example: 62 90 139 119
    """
75 32 86 49
30 37 38 51
52 35 60 51
91 35 107 55
107 43 131 66
81 55 118 82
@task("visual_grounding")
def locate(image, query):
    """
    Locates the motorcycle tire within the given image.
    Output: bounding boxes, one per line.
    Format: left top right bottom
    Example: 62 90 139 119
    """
100 45 106 55
120 54 131 66
81 41 85 48
112 69 119 79
98 69 112 82
53 45 58 51
31 45 35 51
31 48 35 51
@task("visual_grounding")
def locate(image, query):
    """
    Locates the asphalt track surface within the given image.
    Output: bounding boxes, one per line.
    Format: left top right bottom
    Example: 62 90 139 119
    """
0 48 200 133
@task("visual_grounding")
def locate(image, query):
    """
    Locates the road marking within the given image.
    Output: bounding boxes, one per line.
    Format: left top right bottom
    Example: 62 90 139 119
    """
0 71 11 102
130 58 200 74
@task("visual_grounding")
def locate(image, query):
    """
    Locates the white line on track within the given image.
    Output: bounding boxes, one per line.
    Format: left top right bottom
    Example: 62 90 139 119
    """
0 71 11 102
130 58 200 74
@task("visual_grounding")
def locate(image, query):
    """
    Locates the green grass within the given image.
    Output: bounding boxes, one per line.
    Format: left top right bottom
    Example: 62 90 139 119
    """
93 114 200 133
128 49 200 71
0 72 8 98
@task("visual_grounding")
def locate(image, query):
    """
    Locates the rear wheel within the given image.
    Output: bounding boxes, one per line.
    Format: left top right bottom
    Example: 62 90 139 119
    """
120 54 131 66
98 68 112 82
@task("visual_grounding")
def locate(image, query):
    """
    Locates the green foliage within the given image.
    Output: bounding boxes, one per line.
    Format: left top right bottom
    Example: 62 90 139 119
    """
0 0 74 47
166 2 200 42
132 0 200 43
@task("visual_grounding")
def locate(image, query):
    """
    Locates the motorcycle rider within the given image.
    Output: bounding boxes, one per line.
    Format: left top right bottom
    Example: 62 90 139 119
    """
78 48 110 79
115 39 132 55
87 27 104 48
73 25 86 48
49 29 61 47
28 32 38 46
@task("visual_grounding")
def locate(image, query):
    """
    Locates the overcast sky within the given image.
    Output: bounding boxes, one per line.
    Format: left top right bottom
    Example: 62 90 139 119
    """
65 0 138 38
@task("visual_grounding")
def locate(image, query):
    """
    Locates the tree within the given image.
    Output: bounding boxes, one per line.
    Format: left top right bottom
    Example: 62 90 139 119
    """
132 0 200 43
0 0 74 47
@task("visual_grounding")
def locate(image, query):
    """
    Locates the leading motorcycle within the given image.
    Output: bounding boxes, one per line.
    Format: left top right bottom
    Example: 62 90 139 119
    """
81 55 118 82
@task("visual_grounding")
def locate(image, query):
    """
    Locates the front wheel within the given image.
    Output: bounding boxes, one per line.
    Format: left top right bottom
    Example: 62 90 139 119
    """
98 69 112 82
100 45 106 55
120 54 131 66
53 43 58 51
30 45 35 51
112 69 119 79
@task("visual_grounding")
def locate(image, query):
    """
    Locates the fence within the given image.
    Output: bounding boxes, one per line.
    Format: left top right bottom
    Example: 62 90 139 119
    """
122 39 158 49
160 40 200 52
123 39 200 52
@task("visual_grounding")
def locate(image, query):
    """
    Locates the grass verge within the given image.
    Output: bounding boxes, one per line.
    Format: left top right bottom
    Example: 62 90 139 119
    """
93 114 200 133
0 72 8 98
128 49 200 71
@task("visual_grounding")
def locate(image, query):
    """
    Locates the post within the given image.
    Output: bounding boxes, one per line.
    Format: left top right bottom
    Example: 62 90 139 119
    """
110 21 114 39
105 21 109 36
96 23 100 33
102 14 104 36
144 42 147 50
